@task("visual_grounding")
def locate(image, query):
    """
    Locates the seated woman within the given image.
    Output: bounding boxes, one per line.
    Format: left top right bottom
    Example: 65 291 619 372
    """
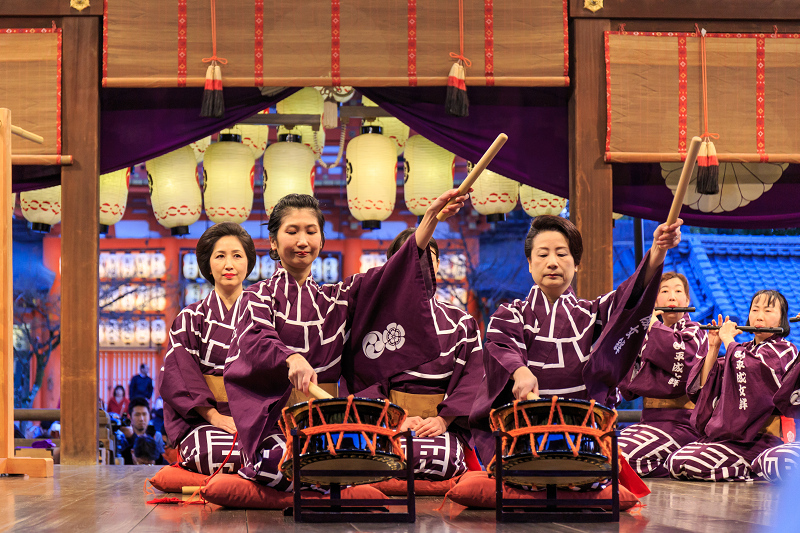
469 215 682 465
667 290 798 482
224 191 468 490
618 272 708 477
355 229 483 481
161 222 256 475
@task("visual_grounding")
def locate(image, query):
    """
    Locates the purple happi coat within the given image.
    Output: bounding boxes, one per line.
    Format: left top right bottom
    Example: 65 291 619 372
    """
224 236 441 465
469 253 662 463
617 316 708 476
773 352 800 418
162 290 240 447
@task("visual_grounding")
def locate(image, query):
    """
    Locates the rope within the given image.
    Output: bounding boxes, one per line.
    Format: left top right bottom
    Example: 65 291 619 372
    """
448 0 472 67
202 0 228 65
696 24 718 141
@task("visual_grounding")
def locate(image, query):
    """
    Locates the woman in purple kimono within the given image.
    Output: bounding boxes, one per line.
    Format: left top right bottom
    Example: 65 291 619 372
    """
618 272 708 477
469 214 682 464
751 314 800 483
161 222 256 475
355 229 483 480
224 191 468 490
667 290 798 482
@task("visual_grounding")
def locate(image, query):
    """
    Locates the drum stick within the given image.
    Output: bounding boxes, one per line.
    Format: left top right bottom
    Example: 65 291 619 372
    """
435 133 508 221
666 136 702 225
526 392 540 401
182 486 201 494
308 382 334 400
654 307 696 313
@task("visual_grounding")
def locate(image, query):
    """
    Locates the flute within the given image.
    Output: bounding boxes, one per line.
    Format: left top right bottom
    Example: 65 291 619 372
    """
654 307 695 313
699 325 786 334
790 317 800 323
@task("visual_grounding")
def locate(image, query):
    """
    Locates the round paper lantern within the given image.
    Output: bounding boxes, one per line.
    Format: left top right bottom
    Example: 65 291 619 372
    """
519 184 566 217
469 164 519 222
403 135 454 216
98 319 108 348
322 257 339 283
99 252 109 279
362 97 410 155
147 145 202 236
105 253 120 279
20 185 61 233
134 319 150 347
99 168 130 234
262 134 316 215
150 285 167 312
222 124 270 159
121 284 137 311
135 253 151 279
120 319 135 346
203 134 255 223
150 318 167 346
184 283 203 305
190 136 212 163
119 254 136 279
182 253 199 280
150 252 167 279
106 320 120 346
346 126 397 229
134 285 148 311
277 88 326 158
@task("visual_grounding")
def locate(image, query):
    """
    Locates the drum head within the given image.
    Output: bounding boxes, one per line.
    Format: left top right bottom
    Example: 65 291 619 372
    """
490 452 611 488
282 451 405 486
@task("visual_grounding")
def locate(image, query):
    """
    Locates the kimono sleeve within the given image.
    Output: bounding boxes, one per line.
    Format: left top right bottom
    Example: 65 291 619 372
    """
161 308 216 445
686 344 726 435
774 355 800 418
640 321 707 374
223 288 297 463
438 315 485 429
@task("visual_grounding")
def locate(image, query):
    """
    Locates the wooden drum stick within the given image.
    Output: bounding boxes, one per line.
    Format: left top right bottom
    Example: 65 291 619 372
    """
436 133 508 221
666 136 703 225
308 382 334 400
526 392 540 401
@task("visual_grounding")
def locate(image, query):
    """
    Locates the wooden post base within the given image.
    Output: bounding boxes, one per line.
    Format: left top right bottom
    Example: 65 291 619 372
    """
0 457 54 478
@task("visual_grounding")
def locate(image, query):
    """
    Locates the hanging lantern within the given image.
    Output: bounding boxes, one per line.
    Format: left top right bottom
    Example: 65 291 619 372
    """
98 319 108 348
221 124 270 160
203 134 255 223
135 253 151 279
277 88 326 158
362 97 410 156
150 252 167 279
20 185 61 233
519 184 566 217
98 252 109 279
247 256 261 282
106 320 120 347
260 255 277 279
98 168 130 234
262 133 316 215
182 252 200 280
190 136 212 163
346 125 397 229
469 164 518 222
119 254 136 279
403 135 454 216
104 253 120 279
134 319 150 347
150 318 167 345
147 145 202 236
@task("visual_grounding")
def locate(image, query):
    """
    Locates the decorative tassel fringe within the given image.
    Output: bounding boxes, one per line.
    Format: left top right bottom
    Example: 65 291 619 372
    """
201 62 225 118
446 60 469 117
695 139 719 194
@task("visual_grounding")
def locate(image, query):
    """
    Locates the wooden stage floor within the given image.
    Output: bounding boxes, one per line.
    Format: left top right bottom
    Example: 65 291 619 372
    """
0 466 784 532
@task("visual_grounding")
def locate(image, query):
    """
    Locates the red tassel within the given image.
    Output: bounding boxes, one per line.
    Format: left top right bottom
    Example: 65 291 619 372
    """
446 60 469 117
695 139 719 194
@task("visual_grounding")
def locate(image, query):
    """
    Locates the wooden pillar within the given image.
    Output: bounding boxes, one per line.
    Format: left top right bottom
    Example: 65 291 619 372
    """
0 109 13 463
60 16 100 465
569 18 613 299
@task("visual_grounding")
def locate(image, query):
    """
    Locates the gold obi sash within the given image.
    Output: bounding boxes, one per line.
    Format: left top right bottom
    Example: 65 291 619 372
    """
389 390 445 418
642 395 695 410
287 383 339 407
203 375 228 403
760 415 781 438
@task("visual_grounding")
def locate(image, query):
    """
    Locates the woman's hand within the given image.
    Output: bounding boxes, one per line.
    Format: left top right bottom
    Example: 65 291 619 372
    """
645 218 683 285
649 309 663 330
414 416 448 438
707 314 723 351
717 316 742 346
286 353 317 395
195 406 238 435
415 189 471 250
512 366 539 400
399 416 423 432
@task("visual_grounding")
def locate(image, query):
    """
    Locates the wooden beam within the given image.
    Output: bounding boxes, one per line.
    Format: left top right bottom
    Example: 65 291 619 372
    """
60 16 99 466
570 0 800 20
0 109 12 462
569 18 613 300
0 1 103 16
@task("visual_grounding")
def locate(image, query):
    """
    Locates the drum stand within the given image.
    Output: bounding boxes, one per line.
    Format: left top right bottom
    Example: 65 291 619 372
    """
286 429 416 523
493 430 620 523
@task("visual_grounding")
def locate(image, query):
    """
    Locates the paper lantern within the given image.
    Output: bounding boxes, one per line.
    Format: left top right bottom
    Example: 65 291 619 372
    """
346 126 397 229
203 134 255 223
662 162 788 213
190 136 212 163
469 164 519 222
135 253 151 279
147 145 202 236
106 320 120 346
150 318 167 345
262 134 316 215
99 252 109 279
519 184 566 217
150 285 167 312
150 252 167 278
362 97 410 156
134 285 148 311
20 185 61 233
104 254 120 279
134 319 150 347
184 283 203 305
182 253 200 280
120 319 135 346
99 168 130 234
98 319 108 348
119 254 136 279
121 284 138 311
222 124 270 159
403 135 454 216
277 88 325 158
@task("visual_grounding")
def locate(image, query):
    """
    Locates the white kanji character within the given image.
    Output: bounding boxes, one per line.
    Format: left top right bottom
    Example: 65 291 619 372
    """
675 351 685 361
626 325 640 339
672 362 684 374
640 316 651 329
673 340 686 350
668 377 681 387
735 359 745 370
734 351 746 359
614 338 625 354
736 372 747 384
739 397 748 410
739 385 747 396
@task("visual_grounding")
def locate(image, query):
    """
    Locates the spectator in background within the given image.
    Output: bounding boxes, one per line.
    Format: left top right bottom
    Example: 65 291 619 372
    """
151 397 164 435
131 435 159 465
129 363 154 404
106 385 129 416
120 398 165 465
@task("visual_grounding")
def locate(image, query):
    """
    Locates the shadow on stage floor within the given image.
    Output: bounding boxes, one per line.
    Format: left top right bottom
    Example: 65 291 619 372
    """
0 465 783 532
